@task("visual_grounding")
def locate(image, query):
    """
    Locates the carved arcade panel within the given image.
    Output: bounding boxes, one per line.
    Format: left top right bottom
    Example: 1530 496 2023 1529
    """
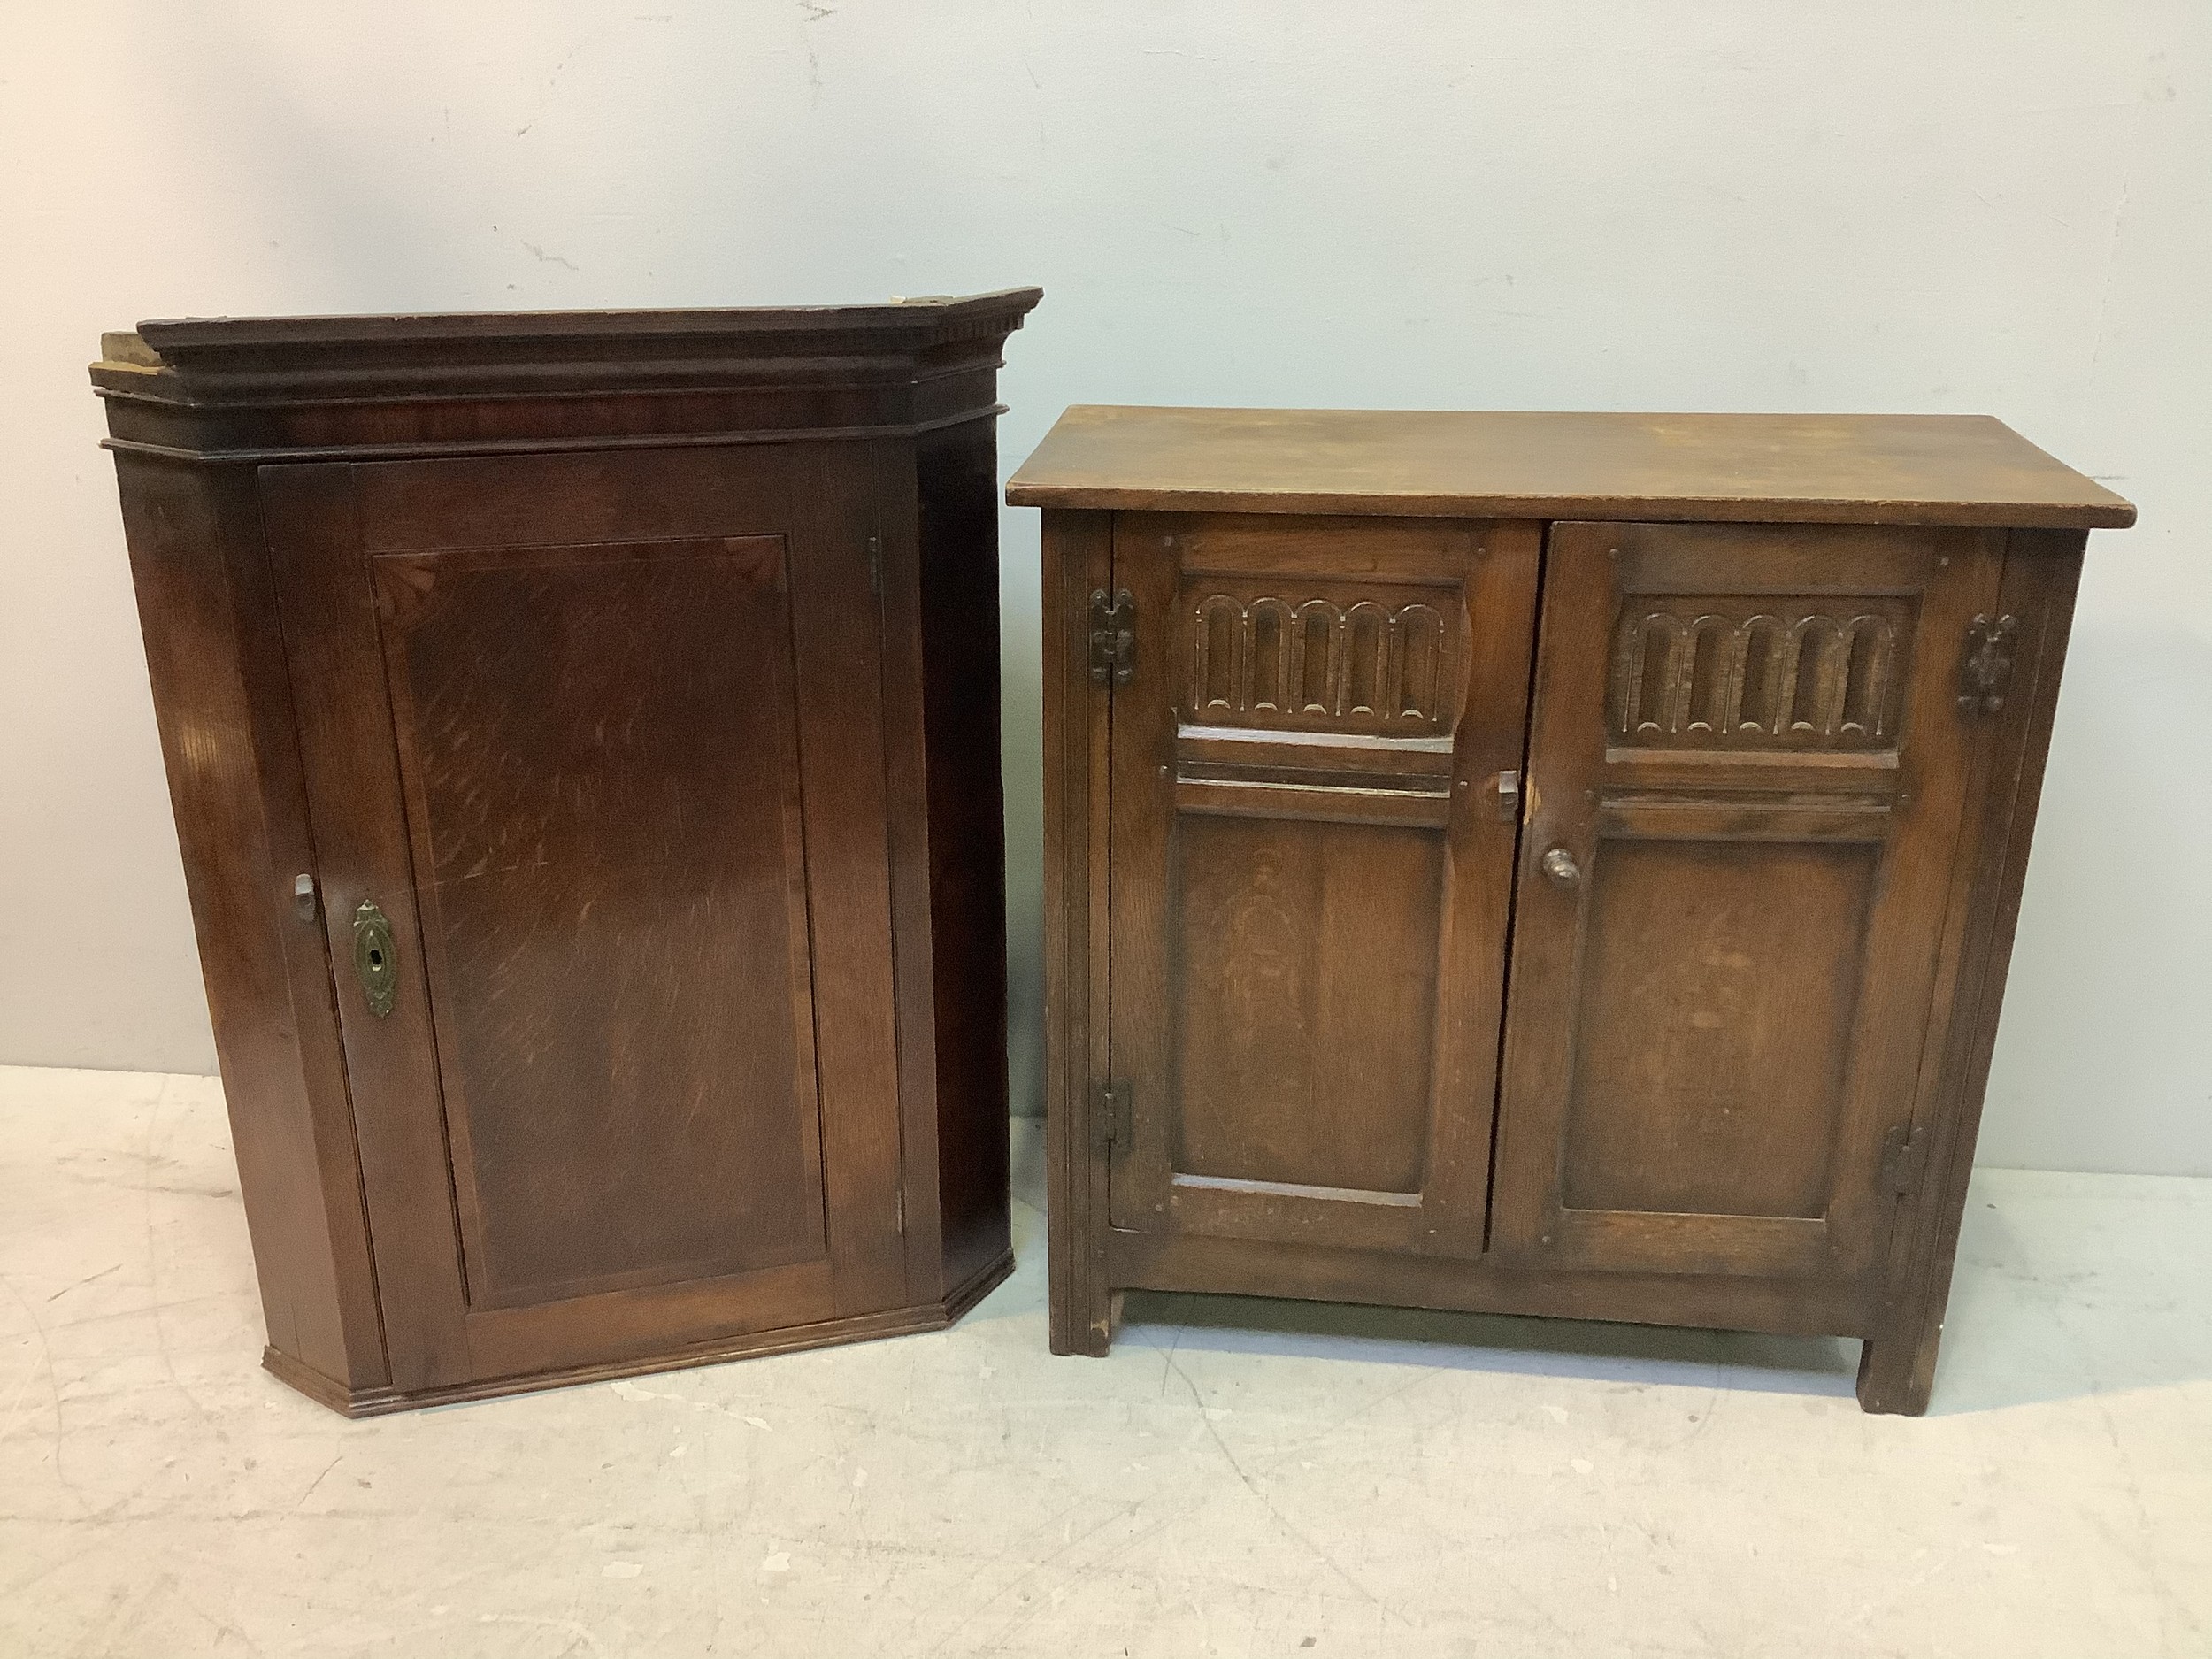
1179 583 1463 736
1608 596 1917 751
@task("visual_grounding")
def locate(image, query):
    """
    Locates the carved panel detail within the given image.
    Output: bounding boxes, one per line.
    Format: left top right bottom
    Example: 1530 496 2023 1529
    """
1187 595 1449 732
1609 601 1915 749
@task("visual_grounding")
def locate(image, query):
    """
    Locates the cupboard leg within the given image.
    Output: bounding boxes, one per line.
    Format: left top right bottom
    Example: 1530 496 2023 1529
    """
1041 1060 1111 1357
1041 1060 1110 1357
1855 1314 1940 1415
1047 1247 1112 1356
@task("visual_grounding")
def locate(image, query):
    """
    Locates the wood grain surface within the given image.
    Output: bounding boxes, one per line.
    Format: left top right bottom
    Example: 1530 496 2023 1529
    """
1007 406 2135 529
1025 409 2123 1415
96 295 1037 1411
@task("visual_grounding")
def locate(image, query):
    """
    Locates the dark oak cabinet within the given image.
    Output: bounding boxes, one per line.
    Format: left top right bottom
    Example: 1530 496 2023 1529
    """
1012 406 2132 1415
94 292 1040 1413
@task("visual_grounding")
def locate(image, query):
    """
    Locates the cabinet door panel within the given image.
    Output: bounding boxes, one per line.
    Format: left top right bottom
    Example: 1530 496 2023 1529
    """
379 539 826 1309
1492 521 2001 1283
1559 837 1872 1220
1173 813 1445 1197
1108 514 1539 1257
264 448 905 1391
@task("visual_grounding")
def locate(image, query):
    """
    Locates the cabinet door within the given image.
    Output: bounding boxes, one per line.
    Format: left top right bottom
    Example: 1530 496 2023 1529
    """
1492 521 2001 1282
263 447 907 1393
1106 515 1539 1256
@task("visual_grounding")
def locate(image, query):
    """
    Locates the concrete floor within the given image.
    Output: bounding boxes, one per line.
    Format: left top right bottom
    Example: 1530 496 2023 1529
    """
1 1066 2207 1658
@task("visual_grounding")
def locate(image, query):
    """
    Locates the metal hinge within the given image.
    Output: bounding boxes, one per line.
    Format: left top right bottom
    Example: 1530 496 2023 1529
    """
1957 613 2019 714
1094 1079 1130 1150
1088 588 1134 687
866 534 884 600
1879 1123 1927 1199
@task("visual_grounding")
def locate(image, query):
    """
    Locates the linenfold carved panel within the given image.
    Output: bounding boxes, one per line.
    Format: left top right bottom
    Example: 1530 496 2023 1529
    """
1184 591 1456 734
1609 597 1916 750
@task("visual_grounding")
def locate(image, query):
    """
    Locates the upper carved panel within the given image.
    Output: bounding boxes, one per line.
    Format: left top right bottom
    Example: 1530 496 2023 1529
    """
1609 598 1916 750
1183 591 1457 734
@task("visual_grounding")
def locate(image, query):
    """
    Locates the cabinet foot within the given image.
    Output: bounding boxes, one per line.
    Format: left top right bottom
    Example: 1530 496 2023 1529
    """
1855 1319 1941 1416
1053 1318 1115 1354
1047 1280 1115 1357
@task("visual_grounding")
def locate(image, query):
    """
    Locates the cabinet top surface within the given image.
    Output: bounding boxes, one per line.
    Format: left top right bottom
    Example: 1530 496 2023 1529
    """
1005 405 2134 530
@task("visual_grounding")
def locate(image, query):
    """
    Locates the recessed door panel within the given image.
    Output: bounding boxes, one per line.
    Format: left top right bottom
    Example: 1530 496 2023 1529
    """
264 446 906 1390
1173 813 1444 1196
378 540 825 1309
1492 521 2001 1283
1559 838 1874 1220
1108 513 1539 1257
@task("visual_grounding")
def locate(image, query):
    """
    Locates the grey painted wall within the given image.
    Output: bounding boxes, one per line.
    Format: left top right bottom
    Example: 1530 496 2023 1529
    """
4 1 2207 1173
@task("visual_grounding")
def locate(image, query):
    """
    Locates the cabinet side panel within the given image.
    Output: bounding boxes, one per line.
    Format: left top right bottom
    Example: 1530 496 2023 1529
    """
111 453 386 1389
872 443 949 1305
1041 510 1115 1354
915 423 1012 1295
1859 531 2085 1413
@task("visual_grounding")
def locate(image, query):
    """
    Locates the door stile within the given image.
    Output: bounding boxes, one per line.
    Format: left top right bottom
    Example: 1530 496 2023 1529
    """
1103 518 1182 1234
262 462 474 1391
1412 521 1543 1252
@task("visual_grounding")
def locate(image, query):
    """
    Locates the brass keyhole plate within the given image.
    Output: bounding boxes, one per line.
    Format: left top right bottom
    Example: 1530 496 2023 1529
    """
351 900 398 1018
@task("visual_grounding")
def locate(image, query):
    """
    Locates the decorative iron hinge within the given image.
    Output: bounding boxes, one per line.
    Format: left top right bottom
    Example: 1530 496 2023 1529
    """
1088 588 1134 687
1957 613 2019 714
1094 1079 1130 1150
1879 1123 1927 1199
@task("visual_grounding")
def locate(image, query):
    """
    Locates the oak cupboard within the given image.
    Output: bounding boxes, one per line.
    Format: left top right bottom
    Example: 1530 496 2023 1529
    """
92 291 1041 1414
1010 405 2133 1415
